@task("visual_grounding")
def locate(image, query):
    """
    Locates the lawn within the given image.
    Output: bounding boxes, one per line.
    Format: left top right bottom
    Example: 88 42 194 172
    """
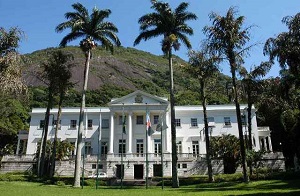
0 180 300 196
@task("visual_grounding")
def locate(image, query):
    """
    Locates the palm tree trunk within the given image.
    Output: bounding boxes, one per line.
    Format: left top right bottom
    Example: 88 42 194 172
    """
74 49 91 187
50 91 64 177
40 90 53 177
230 62 249 183
201 81 214 182
169 49 179 188
247 99 253 176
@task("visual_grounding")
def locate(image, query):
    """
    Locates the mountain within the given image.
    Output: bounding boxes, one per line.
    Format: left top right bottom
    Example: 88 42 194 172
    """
23 46 230 106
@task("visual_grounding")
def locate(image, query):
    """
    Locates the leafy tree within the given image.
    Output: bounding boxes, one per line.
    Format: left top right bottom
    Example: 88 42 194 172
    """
134 0 197 187
0 97 29 157
184 46 220 182
0 27 27 99
210 134 240 174
56 3 121 187
204 7 253 182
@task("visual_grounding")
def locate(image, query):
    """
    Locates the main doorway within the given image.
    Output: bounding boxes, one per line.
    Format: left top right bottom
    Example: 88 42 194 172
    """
134 164 144 179
116 164 124 179
153 164 162 177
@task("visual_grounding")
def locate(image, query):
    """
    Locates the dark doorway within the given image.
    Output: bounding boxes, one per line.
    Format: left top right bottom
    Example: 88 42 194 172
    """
116 164 124 179
134 164 144 179
153 164 162 177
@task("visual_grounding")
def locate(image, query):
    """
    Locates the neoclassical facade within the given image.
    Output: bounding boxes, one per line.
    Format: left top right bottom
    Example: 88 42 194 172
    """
23 90 272 178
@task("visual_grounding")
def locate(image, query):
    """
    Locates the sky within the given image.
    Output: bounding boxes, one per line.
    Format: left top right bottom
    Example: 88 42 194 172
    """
1 0 299 77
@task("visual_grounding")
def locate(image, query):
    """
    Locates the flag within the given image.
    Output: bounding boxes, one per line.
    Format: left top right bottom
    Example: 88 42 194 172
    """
122 115 126 134
146 112 154 136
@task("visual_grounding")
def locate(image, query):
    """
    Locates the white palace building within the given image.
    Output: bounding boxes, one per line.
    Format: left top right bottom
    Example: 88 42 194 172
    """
21 90 273 178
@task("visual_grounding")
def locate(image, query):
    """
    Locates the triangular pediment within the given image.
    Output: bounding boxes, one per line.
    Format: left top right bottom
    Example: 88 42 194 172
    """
108 90 169 106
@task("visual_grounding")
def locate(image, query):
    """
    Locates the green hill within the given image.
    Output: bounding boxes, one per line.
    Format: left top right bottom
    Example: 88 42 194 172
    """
23 46 230 107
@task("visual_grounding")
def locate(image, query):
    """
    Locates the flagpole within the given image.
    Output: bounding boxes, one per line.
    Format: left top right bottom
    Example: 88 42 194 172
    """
96 109 101 189
145 103 148 189
161 112 164 189
121 103 124 189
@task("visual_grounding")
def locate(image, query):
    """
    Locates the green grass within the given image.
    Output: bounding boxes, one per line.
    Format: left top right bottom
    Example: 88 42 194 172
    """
0 180 300 196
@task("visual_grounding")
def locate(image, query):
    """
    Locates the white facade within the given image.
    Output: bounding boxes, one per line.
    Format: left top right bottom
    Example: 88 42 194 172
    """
23 90 272 178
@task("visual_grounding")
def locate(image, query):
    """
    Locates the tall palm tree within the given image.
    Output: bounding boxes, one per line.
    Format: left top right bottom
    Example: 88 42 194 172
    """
56 3 120 187
239 62 271 175
134 0 197 188
186 46 220 182
203 7 253 182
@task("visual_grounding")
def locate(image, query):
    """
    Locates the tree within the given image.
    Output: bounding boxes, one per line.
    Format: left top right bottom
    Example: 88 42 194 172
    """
184 46 219 182
134 0 197 188
56 3 120 187
47 50 74 177
0 27 27 98
264 13 300 89
210 134 240 174
239 62 271 175
203 7 252 182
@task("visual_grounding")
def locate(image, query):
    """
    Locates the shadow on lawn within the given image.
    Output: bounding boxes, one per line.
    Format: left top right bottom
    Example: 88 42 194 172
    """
175 180 300 195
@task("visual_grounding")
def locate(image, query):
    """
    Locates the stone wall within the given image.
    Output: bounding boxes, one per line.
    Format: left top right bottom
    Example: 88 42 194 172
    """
0 155 35 174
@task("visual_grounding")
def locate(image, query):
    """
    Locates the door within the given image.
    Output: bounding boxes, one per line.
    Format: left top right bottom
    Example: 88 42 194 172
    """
153 164 162 177
134 164 144 179
116 164 124 179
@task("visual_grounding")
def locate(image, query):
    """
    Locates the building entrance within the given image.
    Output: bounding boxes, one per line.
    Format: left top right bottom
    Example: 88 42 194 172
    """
116 164 124 179
134 164 144 179
153 164 162 177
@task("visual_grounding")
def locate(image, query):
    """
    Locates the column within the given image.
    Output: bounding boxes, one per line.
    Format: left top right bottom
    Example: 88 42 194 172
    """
127 112 133 154
147 112 151 153
109 112 114 154
165 111 170 152
16 138 20 155
268 136 273 152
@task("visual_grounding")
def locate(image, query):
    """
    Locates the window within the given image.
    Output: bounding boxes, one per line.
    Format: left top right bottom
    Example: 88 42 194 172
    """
241 115 246 125
119 139 126 154
224 117 231 126
39 120 45 129
88 119 93 129
92 164 103 169
175 119 181 127
192 141 199 157
136 139 144 157
177 141 182 154
70 120 77 129
85 141 92 155
136 115 144 125
101 119 109 129
178 164 181 169
191 118 198 127
154 139 161 157
182 163 187 169
53 120 61 129
101 142 108 156
153 115 159 124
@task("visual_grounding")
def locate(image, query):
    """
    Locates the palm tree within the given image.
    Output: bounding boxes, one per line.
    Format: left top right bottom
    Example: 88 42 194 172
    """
203 7 253 182
239 62 271 175
56 3 120 187
134 0 197 188
47 50 74 177
185 46 220 182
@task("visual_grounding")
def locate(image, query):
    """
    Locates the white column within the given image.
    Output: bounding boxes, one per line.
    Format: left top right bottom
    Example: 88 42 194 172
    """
127 112 133 153
268 136 273 152
109 112 114 154
16 138 20 155
165 111 170 152
147 112 151 153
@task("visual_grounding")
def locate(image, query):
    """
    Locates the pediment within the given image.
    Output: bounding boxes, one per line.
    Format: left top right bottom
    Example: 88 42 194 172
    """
108 90 168 106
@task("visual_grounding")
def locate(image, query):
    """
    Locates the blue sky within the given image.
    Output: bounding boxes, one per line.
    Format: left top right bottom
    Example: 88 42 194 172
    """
1 0 299 77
